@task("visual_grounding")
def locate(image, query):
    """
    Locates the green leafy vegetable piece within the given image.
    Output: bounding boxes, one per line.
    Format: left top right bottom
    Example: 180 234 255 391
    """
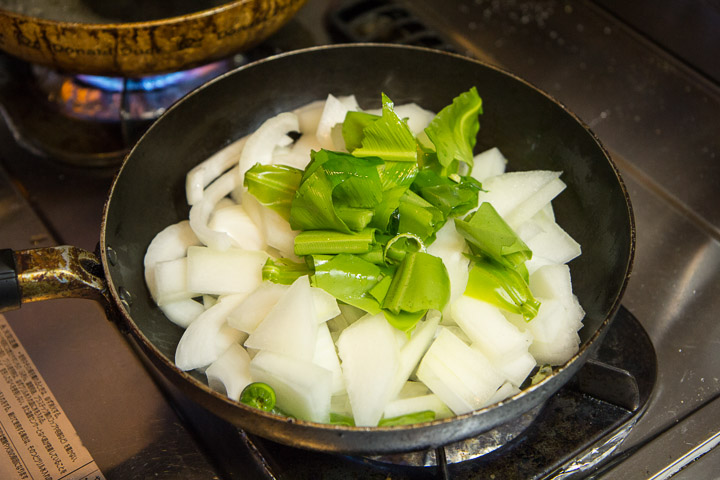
289 150 384 233
335 206 375 231
369 185 406 232
262 258 311 285
382 252 450 326
383 233 424 263
378 410 436 426
411 169 483 218
383 309 428 332
454 202 532 269
424 87 483 174
311 253 384 314
464 256 540 321
294 229 375 256
351 93 417 163
240 382 276 412
244 163 303 220
396 190 445 243
342 111 380 152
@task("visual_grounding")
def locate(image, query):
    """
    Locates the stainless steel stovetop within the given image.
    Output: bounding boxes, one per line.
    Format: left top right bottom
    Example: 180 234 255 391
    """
1 0 719 478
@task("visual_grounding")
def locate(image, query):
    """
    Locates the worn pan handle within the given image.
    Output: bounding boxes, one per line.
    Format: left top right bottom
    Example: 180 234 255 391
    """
0 246 112 313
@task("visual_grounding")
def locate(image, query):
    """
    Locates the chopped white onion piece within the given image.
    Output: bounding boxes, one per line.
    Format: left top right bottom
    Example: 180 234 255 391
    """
206 343 252 401
471 147 508 182
208 204 266 251
188 166 242 251
244 275 318 361
153 257 196 306
390 310 441 400
293 99 325 133
392 103 436 135
312 287 341 323
313 322 345 395
186 136 247 205
175 293 248 371
238 111 299 179
250 350 332 423
384 393 453 420
316 94 360 150
417 328 505 415
159 298 205 329
477 170 563 224
144 220 200 300
186 246 267 296
337 313 400 427
227 281 289 334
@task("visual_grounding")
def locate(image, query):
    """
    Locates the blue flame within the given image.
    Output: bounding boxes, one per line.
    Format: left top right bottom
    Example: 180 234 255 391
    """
77 70 204 92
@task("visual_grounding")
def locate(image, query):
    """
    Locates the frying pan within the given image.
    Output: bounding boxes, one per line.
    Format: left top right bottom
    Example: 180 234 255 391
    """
0 44 634 454
0 0 307 76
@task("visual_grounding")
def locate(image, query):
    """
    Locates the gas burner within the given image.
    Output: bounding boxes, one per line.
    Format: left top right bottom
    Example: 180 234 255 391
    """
0 53 245 167
33 58 243 122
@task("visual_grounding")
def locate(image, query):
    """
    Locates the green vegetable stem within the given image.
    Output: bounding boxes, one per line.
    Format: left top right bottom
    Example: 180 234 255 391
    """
240 382 277 412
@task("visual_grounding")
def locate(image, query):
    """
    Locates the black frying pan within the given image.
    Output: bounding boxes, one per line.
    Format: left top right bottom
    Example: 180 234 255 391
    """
0 44 634 454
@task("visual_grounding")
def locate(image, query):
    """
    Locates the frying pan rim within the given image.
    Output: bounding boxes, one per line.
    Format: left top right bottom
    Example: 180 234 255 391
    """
0 0 263 29
100 43 636 435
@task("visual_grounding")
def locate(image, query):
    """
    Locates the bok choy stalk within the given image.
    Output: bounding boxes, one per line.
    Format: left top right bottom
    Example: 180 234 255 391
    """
423 86 483 176
245 88 538 331
455 202 540 320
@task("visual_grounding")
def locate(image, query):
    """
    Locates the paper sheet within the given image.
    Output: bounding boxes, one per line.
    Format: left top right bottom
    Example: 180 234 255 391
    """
0 315 105 480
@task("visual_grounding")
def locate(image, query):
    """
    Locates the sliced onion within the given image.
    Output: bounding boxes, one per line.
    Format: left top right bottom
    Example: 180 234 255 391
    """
188 165 241 250
186 136 247 206
175 293 248 371
144 220 200 301
238 111 299 180
316 94 360 150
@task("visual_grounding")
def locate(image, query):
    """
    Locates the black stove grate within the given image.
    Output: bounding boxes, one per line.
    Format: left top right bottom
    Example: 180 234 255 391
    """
327 0 457 51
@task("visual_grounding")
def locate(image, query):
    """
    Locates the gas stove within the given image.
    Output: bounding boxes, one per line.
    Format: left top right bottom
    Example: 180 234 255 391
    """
1 0 719 478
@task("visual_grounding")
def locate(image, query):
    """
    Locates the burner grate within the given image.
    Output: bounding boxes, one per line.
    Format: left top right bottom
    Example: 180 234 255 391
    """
327 0 456 51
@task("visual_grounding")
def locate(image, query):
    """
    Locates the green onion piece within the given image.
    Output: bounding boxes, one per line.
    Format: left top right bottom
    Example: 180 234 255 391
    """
294 229 375 256
262 258 311 285
240 382 276 412
382 252 450 321
454 202 532 269
378 410 436 426
424 86 483 175
351 93 418 163
244 163 303 220
464 256 540 321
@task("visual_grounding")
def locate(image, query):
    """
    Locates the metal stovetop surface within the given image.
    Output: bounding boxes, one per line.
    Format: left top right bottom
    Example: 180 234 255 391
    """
0 0 719 478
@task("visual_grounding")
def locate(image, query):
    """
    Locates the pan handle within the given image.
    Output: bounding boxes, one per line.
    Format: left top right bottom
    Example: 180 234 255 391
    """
0 246 112 313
